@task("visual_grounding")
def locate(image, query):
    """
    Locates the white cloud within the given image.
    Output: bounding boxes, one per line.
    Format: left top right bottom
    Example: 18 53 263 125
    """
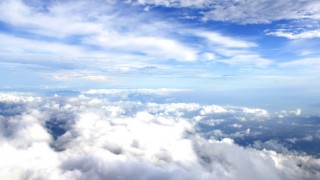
84 34 198 62
130 0 213 8
189 31 272 68
266 19 320 39
0 33 87 57
276 109 302 118
0 93 41 103
0 0 104 38
83 88 187 97
83 75 108 82
253 140 290 154
0 0 198 63
196 31 256 48
131 0 320 24
219 54 273 68
231 124 242 128
0 0 275 70
0 92 319 179
202 0 320 24
201 52 216 61
52 73 109 82
267 30 320 39
281 58 320 67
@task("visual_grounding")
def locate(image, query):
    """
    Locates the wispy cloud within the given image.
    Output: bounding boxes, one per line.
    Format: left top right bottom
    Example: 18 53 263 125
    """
130 0 320 24
1 0 319 90
195 31 257 48
267 30 320 39
266 19 320 39
0 0 279 89
52 73 109 82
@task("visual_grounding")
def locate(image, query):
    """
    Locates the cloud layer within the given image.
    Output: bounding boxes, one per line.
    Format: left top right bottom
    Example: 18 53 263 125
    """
0 91 319 180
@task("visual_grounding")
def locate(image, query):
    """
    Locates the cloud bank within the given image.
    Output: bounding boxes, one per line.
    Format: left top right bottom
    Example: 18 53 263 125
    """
0 92 319 180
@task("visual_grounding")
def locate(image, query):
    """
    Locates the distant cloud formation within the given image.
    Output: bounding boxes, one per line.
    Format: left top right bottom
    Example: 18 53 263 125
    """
0 91 319 180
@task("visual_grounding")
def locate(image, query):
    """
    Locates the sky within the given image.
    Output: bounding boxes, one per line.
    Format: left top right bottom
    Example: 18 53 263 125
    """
1 0 320 91
1 1 320 179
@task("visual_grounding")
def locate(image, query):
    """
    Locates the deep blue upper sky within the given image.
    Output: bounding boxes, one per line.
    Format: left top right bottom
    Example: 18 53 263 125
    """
0 0 320 95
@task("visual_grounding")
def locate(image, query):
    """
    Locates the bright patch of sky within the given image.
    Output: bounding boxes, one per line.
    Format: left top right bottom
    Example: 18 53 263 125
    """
1 0 320 110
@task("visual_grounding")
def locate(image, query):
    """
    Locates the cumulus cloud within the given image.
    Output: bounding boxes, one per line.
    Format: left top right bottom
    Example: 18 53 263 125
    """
197 105 269 122
0 92 319 179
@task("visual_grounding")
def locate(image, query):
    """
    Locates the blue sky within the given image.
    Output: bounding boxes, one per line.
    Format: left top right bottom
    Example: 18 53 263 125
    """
1 0 320 93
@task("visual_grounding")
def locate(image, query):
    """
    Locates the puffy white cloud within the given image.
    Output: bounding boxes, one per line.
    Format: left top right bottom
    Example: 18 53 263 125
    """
198 105 269 122
0 92 319 179
0 93 41 103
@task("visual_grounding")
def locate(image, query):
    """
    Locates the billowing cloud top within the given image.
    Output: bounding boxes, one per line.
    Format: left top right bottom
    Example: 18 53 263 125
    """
0 91 319 180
